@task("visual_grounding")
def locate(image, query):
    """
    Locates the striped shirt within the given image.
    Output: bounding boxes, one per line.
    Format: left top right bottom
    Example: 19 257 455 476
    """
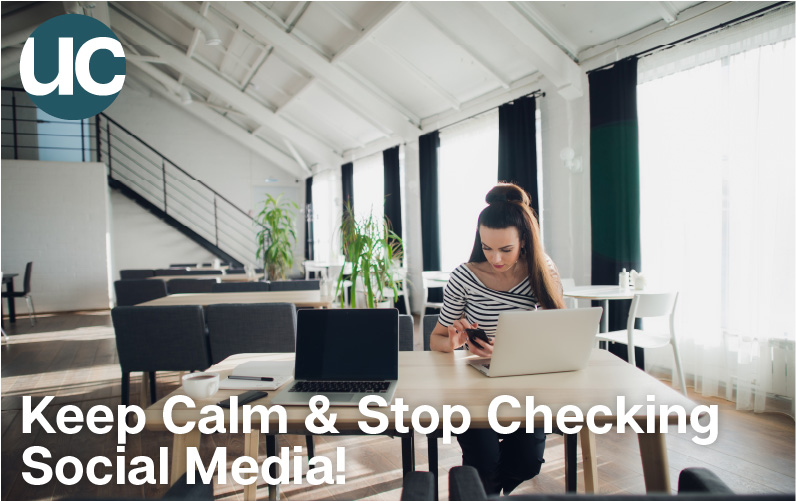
438 261 555 338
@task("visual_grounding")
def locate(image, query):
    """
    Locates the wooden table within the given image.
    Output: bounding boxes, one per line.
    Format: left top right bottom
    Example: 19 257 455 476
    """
2 273 18 323
137 290 332 309
145 349 694 499
149 273 265 283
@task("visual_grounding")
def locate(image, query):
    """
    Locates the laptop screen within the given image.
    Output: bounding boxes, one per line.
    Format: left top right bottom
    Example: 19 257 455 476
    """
294 308 399 380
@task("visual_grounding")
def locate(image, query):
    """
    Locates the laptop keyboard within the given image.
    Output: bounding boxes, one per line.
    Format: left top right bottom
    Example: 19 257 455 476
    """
290 381 391 393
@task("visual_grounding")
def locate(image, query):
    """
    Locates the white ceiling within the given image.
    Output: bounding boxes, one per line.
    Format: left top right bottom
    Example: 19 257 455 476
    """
4 1 765 180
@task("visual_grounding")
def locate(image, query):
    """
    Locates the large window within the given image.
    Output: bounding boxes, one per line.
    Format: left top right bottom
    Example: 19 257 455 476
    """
352 152 384 223
438 110 499 272
311 169 342 264
637 11 794 412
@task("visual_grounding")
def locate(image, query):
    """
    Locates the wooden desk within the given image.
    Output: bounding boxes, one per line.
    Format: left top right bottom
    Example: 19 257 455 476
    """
2 273 18 323
137 290 332 309
145 350 694 499
150 273 265 283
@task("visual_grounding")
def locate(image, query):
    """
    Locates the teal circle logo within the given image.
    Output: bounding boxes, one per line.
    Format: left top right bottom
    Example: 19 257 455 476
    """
20 14 126 120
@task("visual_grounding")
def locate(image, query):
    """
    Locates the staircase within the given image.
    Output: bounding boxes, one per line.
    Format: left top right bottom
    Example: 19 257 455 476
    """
2 87 260 267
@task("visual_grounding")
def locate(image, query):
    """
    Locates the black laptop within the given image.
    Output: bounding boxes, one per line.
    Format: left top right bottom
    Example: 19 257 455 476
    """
271 308 399 406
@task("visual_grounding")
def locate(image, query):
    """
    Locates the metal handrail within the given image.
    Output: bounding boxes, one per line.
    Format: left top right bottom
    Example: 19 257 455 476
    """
1 86 262 266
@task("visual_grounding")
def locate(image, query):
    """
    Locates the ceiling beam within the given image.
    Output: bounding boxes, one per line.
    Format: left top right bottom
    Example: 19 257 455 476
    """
510 1 579 61
655 1 680 24
126 66 308 180
317 3 362 32
110 6 342 170
220 2 421 137
331 2 404 62
84 1 111 27
478 1 583 100
369 36 461 110
411 3 509 90
285 1 310 31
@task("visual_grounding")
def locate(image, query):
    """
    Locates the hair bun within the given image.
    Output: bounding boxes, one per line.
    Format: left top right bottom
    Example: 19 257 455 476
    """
485 183 531 207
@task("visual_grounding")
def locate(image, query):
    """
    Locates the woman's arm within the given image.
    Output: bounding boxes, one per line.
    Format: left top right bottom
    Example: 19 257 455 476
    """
430 318 493 356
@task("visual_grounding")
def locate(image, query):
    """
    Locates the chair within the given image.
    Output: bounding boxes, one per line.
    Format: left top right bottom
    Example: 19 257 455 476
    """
560 278 577 309
447 465 791 500
114 279 167 306
2 261 36 325
422 314 439 351
596 291 687 396
155 268 187 276
225 268 246 274
169 263 196 268
111 306 211 406
269 279 320 291
399 314 414 351
119 269 155 279
166 278 218 294
184 269 223 276
205 303 297 364
212 282 270 293
401 471 435 501
205 303 315 460
387 268 412 315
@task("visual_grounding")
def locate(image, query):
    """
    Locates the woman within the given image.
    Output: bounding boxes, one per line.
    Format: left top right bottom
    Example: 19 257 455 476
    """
430 182 565 495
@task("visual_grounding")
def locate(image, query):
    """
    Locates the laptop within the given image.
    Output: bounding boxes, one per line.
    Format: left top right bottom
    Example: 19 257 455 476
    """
271 308 399 406
468 307 603 377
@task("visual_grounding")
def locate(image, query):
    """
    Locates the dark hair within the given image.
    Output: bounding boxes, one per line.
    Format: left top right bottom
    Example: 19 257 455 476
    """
468 183 565 310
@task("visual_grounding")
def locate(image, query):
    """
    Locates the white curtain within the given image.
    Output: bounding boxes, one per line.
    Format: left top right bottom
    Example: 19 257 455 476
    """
353 152 385 224
438 109 499 272
637 11 795 414
311 169 342 264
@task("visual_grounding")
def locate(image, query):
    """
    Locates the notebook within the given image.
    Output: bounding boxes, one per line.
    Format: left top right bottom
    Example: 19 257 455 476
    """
468 307 602 377
271 308 399 406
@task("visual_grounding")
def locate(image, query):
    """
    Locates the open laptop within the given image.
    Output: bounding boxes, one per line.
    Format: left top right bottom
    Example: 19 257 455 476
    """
271 308 399 406
468 307 603 377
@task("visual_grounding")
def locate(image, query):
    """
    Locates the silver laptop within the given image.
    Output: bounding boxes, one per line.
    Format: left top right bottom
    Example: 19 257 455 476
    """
272 308 399 406
468 307 602 377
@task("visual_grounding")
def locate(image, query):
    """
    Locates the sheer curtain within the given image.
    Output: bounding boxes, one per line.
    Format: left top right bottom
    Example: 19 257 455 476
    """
311 169 342 264
353 152 385 223
438 110 499 272
637 10 794 414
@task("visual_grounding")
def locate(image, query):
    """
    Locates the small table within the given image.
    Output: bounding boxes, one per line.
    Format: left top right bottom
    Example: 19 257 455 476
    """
137 290 332 309
2 273 19 323
563 285 635 333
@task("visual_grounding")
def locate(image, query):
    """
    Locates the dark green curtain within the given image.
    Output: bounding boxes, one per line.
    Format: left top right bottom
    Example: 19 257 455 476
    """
383 145 402 240
589 57 643 368
419 131 441 273
498 96 539 217
341 162 354 224
304 176 313 261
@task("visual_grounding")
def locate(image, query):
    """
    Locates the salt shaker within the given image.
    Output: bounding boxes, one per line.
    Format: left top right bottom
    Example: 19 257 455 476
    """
619 268 630 289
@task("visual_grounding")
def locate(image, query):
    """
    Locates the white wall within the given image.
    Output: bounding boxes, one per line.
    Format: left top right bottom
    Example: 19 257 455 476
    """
109 190 216 279
1 160 112 313
104 85 307 274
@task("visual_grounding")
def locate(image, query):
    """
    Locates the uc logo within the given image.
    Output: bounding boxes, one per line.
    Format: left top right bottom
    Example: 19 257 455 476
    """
20 14 126 120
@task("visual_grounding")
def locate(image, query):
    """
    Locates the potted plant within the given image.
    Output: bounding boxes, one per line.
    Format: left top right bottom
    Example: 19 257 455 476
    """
336 204 404 309
255 194 299 281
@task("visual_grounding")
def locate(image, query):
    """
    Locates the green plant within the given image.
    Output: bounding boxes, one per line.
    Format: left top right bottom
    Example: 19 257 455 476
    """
255 194 299 281
336 203 404 308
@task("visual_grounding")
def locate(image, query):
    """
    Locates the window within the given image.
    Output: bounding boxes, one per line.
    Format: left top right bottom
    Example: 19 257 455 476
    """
311 169 342 263
637 11 794 412
352 152 384 223
438 110 499 272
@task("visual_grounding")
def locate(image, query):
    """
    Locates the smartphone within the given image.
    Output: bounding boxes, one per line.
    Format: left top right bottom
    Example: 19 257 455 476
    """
465 328 490 348
217 390 268 409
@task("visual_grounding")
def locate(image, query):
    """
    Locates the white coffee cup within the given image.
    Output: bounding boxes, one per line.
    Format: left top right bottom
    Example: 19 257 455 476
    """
182 372 220 399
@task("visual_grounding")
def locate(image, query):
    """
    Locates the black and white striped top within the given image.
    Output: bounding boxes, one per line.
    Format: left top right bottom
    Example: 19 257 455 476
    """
438 262 548 338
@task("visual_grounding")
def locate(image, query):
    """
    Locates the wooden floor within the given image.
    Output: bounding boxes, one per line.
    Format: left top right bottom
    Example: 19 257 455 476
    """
1 311 794 500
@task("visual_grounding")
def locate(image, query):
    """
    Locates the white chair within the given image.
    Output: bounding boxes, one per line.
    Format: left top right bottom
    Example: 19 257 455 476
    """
561 278 577 309
596 292 687 396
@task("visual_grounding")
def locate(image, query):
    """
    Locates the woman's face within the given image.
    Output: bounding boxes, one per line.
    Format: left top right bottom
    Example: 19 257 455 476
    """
479 226 523 273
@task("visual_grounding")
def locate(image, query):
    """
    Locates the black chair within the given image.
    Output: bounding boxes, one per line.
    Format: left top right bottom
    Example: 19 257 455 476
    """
166 278 218 294
399 314 414 351
155 268 187 276
268 279 321 291
111 306 211 406
184 270 223 276
62 473 213 500
205 303 296 364
114 279 168 306
169 263 196 268
120 269 155 279
205 303 314 459
225 269 246 274
422 314 439 351
448 465 791 500
212 282 270 293
2 261 36 325
402 472 435 501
